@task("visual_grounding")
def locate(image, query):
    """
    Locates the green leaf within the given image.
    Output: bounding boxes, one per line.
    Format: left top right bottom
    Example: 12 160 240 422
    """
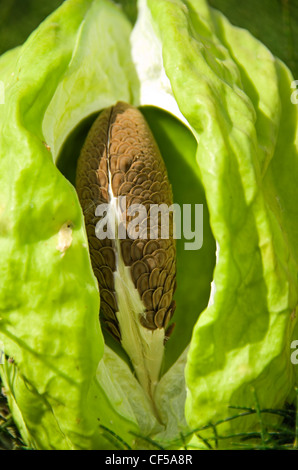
147 0 298 437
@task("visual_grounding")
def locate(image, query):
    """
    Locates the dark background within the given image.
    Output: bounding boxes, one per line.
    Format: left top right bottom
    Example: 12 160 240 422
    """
0 0 65 54
0 0 297 77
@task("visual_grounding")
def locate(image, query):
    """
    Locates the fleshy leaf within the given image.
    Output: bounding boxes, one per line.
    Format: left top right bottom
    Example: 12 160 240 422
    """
146 0 298 437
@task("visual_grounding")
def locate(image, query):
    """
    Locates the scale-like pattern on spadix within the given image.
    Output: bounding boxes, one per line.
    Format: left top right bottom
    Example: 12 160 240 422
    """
76 102 176 399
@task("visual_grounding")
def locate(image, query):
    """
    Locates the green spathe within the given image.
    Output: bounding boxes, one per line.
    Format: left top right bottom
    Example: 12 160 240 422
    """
146 0 298 435
0 0 297 449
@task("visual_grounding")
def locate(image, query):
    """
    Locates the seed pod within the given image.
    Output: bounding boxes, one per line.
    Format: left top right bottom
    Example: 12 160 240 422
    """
76 102 176 400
